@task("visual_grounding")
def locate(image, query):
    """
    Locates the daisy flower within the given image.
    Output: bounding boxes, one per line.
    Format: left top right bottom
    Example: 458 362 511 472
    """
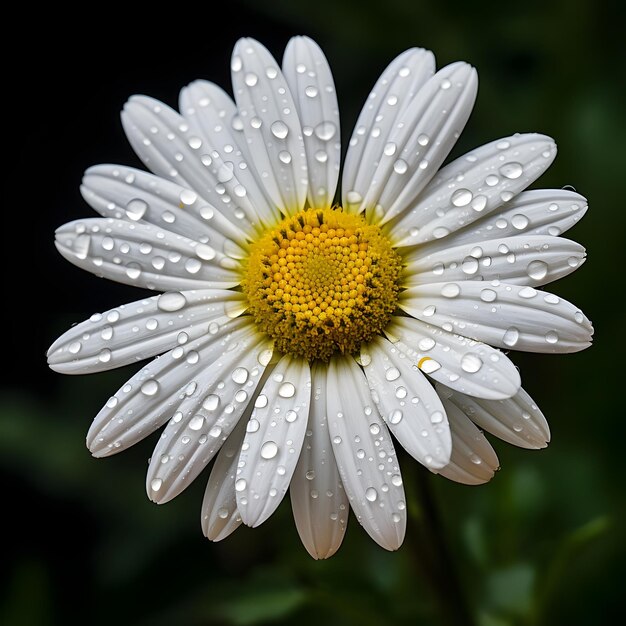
48 37 592 559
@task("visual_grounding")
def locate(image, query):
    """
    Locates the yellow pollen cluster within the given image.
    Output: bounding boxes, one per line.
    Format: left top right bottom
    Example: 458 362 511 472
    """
242 207 403 361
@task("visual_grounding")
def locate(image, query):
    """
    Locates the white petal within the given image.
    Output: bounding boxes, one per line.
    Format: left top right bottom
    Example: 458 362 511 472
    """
86 317 254 457
385 316 521 400
283 36 340 209
347 62 477 222
436 383 550 449
236 354 311 527
231 38 307 215
434 398 499 485
400 281 593 353
402 235 586 288
82 164 249 250
423 189 588 246
389 134 557 247
361 337 451 469
147 332 273 504
178 81 281 229
47 289 246 374
201 408 250 541
342 47 435 213
290 362 348 559
326 355 406 551
55 218 241 290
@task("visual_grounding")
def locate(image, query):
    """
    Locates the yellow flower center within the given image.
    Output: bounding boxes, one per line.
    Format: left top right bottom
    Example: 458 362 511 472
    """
242 207 402 361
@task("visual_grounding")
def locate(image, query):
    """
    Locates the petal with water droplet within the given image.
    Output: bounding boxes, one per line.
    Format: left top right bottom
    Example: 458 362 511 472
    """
342 47 435 213
290 362 348 559
436 383 550 449
47 289 247 374
390 134 557 247
433 398 499 485
346 62 477 222
146 333 273 504
283 36 340 210
362 336 451 468
236 354 311 527
399 281 593 353
55 218 240 291
385 316 521 400
231 38 307 215
402 235 586 288
326 355 406 551
85 318 254 457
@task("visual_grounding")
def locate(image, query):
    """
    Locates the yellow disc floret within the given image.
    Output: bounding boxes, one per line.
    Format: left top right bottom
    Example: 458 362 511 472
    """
242 207 403 361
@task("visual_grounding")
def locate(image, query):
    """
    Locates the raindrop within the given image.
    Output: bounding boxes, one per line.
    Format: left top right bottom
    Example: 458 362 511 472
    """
385 367 400 381
126 198 148 221
189 415 205 431
185 258 202 274
441 283 460 298
423 305 436 317
247 419 260 433
314 121 337 141
511 214 529 230
314 150 328 163
480 289 497 302
157 291 187 312
519 286 537 299
441 78 451 89
179 189 197 205
261 441 279 459
98 349 112 363
235 478 247 492
417 133 429 146
279 382 296 398
471 195 488 212
462 256 479 275
419 358 441 374
346 190 362 204
451 188 472 207
389 410 403 424
391 474 403 486
393 159 408 174
203 395 220 411
384 142 397 156
369 424 381 435
255 394 268 408
503 327 520 347
430 411 444 424
305 86 318 98
527 260 548 280
365 487 378 502
545 331 559 344
278 150 292 164
271 120 289 139
499 162 523 179
485 174 499 187
244 72 258 87
461 353 482 373
286 410 297 423
232 367 249 384
68 341 81 354
418 337 436 351
141 380 159 396
150 478 163 492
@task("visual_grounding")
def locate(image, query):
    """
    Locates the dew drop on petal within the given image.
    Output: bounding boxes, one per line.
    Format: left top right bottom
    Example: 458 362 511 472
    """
150 478 162 492
511 214 529 230
232 367 249 384
460 353 482 373
271 120 289 139
451 188 473 207
545 331 559 344
365 487 378 502
480 289 497 302
385 367 400 381
499 162 523 179
261 441 279 459
503 327 520 347
314 121 337 141
140 380 159 396
278 382 295 398
125 198 148 221
527 260 549 280
441 283 460 298
189 415 205 430
157 291 187 312
235 478 247 492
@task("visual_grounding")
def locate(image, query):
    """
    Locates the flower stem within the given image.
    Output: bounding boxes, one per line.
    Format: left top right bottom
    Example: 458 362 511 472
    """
406 470 476 626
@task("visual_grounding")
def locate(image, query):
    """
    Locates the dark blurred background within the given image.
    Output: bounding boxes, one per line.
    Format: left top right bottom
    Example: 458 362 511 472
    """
4 0 625 624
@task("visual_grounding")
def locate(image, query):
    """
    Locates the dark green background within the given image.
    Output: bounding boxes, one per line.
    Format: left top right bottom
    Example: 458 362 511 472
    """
4 0 624 624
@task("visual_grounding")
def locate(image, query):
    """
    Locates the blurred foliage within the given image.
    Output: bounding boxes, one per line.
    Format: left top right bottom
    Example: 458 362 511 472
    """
4 0 625 624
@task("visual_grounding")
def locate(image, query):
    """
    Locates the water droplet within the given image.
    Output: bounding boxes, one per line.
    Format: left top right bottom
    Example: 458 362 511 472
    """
503 327 520 347
511 213 529 230
499 162 523 179
235 478 246 492
462 256 479 275
430 411 444 424
250 117 262 129
423 305 436 317
395 386 408 399
244 72 258 87
278 382 295 398
203 395 220 411
385 367 400 381
480 289 497 302
69 341 82 354
271 120 289 139
179 189 197 205
261 441 279 459
471 195 488 212
485 174 499 187
418 337 436 351
150 478 162 492
393 159 408 174
157 291 187 312
314 150 328 163
384 142 397 156
441 78 451 89
365 487 378 502
519 286 537 299
185 258 202 274
567 256 580 268
470 454 482 465
232 367 249 384
333 436 342 445
419 358 441 374
451 188 472 207
545 331 559 344
417 133 429 146
527 260 548 280
126 198 148 221
432 227 450 239
141 380 159 396
346 190 362 204
189 415 205 431
369 423 381 435
315 121 337 141
98 349 112 363
441 283 460 298
255 394 268 408
461 353 482 373
247 418 260 433
389 409 403 424
305 85 318 98
574 311 584 324
496 139 511 150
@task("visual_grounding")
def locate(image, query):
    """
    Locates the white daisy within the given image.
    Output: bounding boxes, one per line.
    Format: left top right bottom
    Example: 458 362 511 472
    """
48 36 592 559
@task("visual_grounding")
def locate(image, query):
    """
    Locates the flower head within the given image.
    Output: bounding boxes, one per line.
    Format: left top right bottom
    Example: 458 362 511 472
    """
48 37 592 558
